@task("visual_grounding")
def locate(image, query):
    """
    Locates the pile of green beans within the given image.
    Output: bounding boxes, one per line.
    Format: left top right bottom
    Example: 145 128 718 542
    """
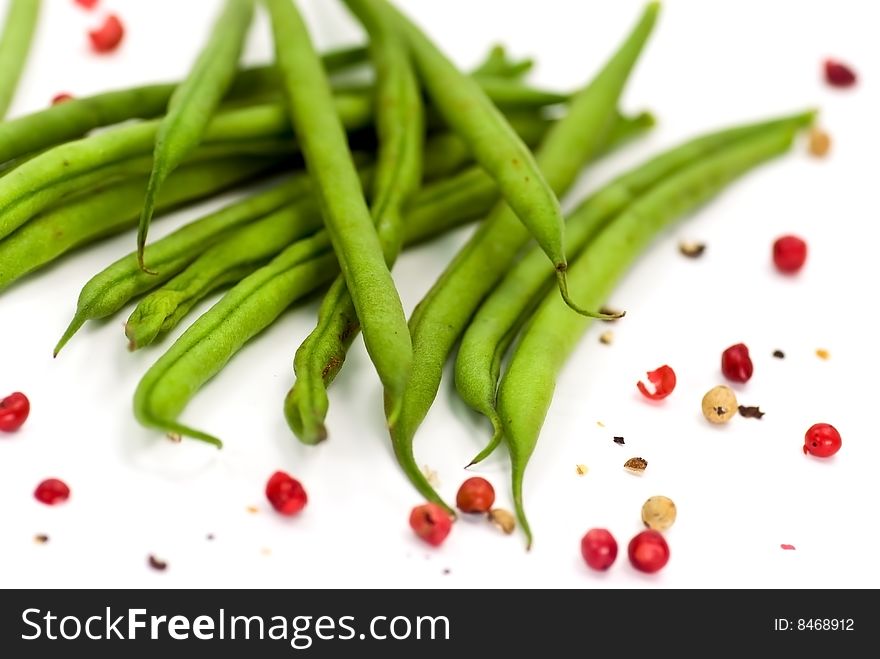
0 0 819 552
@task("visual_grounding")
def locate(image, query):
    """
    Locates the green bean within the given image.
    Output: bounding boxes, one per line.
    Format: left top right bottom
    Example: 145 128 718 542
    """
0 44 371 167
131 160 494 446
265 0 413 424
379 0 594 317
286 0 423 445
498 125 806 547
0 0 40 119
456 110 816 466
125 194 327 350
0 158 276 293
136 0 256 270
388 3 659 507
54 175 315 355
0 99 372 242
284 110 654 445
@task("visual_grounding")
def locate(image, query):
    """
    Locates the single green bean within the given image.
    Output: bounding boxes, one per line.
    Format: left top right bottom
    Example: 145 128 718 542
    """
0 0 40 119
379 0 593 317
0 44 370 166
125 195 327 350
131 160 493 445
498 125 805 547
0 99 372 242
285 110 655 445
457 110 816 466
389 3 659 507
286 0 423 445
137 0 256 269
54 174 316 355
266 0 413 424
0 158 276 293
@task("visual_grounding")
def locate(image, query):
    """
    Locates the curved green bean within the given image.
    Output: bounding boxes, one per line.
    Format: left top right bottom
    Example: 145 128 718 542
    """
380 0 593 316
388 3 659 506
54 175 315 355
125 195 326 350
287 0 423 445
0 99 372 242
0 158 275 293
499 125 806 547
266 0 412 425
0 0 40 119
457 110 816 466
137 0 256 270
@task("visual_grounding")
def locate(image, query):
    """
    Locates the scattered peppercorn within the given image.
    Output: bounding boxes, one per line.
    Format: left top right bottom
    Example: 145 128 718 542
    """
773 235 808 274
166 432 182 443
148 555 168 571
637 365 676 400
628 530 670 573
488 508 516 535
613 436 625 445
456 477 495 513
51 93 74 105
34 478 70 505
808 127 831 157
772 350 785 359
0 392 30 433
678 241 706 258
803 423 841 458
75 0 99 9
721 343 754 383
623 457 648 474
34 534 49 544
780 544 796 551
823 58 857 88
575 464 588 476
265 471 308 516
89 15 125 54
599 330 614 345
701 386 737 424
641 496 676 531
409 503 452 546
815 348 830 360
580 529 618 571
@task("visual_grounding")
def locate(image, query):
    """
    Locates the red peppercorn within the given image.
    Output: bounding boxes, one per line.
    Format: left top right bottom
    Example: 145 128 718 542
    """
51 93 74 106
823 59 857 88
636 365 676 400
772 235 807 274
75 0 99 9
265 471 307 516
409 503 452 547
0 392 30 432
580 528 618 571
721 343 754 383
34 479 70 506
456 477 495 513
628 530 669 573
803 423 841 458
89 15 125 54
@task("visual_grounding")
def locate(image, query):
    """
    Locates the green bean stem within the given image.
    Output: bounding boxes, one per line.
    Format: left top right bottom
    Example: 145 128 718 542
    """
457 110 816 466
287 0 424 444
265 0 413 424
0 0 40 119
499 125 807 548
54 174 316 355
137 0 256 270
0 158 276 294
388 3 659 507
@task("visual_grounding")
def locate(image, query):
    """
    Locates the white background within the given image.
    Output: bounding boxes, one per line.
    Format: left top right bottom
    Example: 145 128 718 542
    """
1 0 877 589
